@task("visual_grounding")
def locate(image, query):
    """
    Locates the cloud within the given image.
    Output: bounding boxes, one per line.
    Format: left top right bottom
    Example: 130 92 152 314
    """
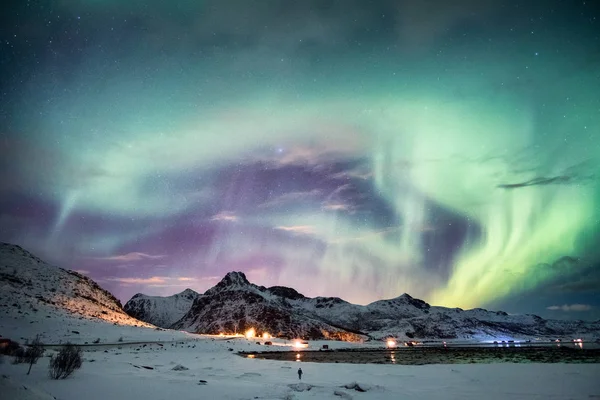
106 276 198 285
259 140 365 169
107 276 168 285
260 190 322 208
210 211 238 222
546 304 592 312
497 176 572 189
274 225 317 235
329 167 373 181
147 275 221 288
92 252 167 262
273 146 345 167
321 202 353 212
553 280 600 293
328 227 401 244
321 184 356 213
497 163 596 189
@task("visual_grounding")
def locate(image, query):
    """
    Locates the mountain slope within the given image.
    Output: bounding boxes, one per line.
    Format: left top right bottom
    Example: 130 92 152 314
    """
134 271 600 341
171 272 360 340
0 243 151 329
124 288 199 327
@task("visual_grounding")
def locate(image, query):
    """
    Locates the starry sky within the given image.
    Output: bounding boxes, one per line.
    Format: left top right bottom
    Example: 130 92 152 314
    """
1 0 599 319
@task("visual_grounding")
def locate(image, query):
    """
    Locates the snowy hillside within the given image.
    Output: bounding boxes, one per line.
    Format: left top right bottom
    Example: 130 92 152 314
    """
124 289 199 327
135 271 600 341
0 242 153 342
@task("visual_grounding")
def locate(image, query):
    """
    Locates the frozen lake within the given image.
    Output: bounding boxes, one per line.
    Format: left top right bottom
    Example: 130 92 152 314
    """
241 344 600 365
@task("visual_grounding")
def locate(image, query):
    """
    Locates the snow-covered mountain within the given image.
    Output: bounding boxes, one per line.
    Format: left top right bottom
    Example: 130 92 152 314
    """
3 241 596 343
0 243 151 331
124 288 199 327
171 272 360 340
135 271 600 341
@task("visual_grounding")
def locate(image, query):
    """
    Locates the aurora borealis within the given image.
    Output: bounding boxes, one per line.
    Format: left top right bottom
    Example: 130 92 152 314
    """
1 1 599 318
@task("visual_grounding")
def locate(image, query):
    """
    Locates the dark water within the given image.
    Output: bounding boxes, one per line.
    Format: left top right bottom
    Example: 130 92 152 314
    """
240 345 600 365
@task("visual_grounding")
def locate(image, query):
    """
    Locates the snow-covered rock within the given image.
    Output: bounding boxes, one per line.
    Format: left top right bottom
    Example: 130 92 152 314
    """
124 289 199 327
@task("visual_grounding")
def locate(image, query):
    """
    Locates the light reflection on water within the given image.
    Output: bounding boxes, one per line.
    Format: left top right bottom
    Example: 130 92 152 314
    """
242 343 600 365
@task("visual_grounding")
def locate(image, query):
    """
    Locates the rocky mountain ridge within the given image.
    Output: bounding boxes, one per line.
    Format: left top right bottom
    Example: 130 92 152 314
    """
128 271 600 341
1 242 597 342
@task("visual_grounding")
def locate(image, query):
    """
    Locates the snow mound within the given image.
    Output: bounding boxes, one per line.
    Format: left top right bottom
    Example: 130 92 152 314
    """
288 383 313 392
333 389 353 399
343 381 371 392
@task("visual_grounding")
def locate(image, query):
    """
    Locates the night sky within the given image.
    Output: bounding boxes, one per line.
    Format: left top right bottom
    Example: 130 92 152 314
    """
1 0 599 319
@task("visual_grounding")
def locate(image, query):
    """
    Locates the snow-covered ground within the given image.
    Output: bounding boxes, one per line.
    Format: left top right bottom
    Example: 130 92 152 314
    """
2 243 599 399
2 329 599 400
2 287 599 400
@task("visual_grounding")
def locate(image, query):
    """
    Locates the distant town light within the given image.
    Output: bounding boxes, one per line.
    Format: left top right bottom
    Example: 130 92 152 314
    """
293 340 308 349
245 328 256 339
386 339 396 348
262 332 271 339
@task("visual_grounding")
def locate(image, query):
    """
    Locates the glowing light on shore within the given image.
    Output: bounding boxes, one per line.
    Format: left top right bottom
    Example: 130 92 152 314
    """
245 328 256 339
293 340 308 349
386 339 396 348
262 332 271 339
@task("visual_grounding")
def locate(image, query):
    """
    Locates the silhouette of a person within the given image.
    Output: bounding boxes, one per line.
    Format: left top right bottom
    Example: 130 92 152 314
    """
298 368 303 380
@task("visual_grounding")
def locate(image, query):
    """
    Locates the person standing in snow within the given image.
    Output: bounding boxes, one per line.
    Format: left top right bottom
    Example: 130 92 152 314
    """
298 368 303 380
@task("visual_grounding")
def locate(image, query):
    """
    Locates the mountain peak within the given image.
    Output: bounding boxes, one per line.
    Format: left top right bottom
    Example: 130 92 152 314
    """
222 271 249 285
396 293 430 309
176 288 199 300
178 288 198 296
369 292 430 310
203 271 251 295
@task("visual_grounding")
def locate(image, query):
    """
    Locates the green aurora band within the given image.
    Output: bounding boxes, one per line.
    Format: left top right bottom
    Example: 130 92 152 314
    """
3 3 599 309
